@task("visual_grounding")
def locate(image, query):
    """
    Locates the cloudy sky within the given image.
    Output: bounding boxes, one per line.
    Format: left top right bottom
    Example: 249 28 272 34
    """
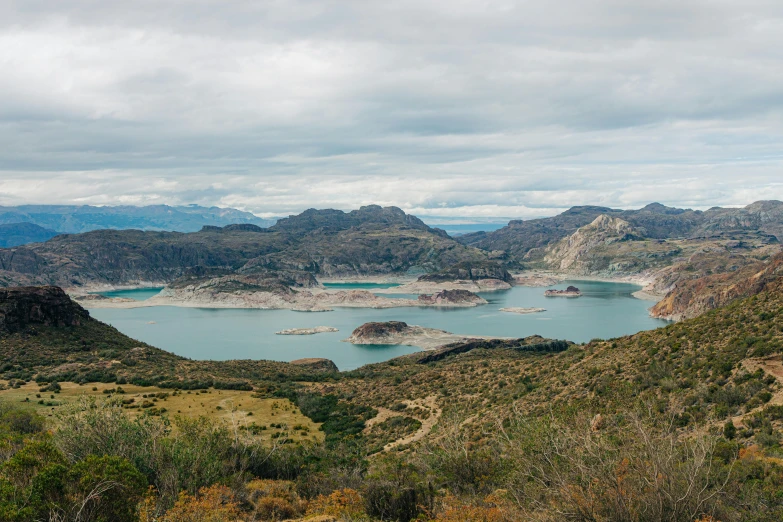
1 1 781 221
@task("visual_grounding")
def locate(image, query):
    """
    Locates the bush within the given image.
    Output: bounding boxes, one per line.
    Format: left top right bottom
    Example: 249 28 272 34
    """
159 485 241 522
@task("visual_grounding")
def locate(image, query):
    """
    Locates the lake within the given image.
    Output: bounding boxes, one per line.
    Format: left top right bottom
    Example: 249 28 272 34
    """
91 281 668 371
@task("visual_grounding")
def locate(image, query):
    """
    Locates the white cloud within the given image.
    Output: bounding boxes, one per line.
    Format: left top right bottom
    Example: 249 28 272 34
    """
0 0 781 220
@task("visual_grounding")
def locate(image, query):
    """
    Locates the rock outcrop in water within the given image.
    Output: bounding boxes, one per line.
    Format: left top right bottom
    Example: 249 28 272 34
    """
344 321 505 350
544 286 582 297
0 286 89 334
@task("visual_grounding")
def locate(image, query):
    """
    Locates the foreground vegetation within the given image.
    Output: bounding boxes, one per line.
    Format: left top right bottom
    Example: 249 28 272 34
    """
2 275 783 519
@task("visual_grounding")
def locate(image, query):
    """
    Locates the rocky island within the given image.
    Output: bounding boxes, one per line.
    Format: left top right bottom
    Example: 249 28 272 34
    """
344 320 504 350
275 326 339 335
544 285 582 297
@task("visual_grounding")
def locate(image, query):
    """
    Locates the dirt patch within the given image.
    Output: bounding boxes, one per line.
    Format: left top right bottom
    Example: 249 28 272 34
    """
731 356 783 426
364 395 442 452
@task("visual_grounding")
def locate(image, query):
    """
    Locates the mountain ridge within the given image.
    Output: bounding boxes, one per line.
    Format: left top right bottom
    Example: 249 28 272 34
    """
0 204 275 236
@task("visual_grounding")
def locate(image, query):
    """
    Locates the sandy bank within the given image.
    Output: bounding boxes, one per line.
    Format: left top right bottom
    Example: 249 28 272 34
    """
276 326 339 335
500 307 546 314
380 278 511 295
74 287 487 312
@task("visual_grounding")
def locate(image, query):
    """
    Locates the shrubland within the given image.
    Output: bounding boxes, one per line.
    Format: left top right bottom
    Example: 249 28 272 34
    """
1 275 783 519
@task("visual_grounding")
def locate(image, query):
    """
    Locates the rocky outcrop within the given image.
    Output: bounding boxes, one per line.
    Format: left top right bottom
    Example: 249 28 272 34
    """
344 321 486 350
543 215 645 273
347 321 411 342
169 270 318 293
418 261 514 283
417 289 487 306
0 286 90 334
545 286 582 297
650 252 783 321
289 358 339 372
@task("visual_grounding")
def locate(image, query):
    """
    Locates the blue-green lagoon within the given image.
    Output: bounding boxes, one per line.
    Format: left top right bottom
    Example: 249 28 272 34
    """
91 281 668 371
96 287 163 301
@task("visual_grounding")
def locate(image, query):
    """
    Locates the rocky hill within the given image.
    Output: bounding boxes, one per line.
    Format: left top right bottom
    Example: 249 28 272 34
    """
0 222 59 248
651 251 783 320
0 206 487 289
459 200 783 264
543 215 644 273
530 210 780 286
0 286 88 334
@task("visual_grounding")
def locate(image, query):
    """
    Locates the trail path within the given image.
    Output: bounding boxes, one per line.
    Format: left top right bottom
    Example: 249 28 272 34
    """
364 395 442 451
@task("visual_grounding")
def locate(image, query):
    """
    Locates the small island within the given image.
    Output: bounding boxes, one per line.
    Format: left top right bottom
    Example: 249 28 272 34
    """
499 307 546 314
343 321 501 350
276 326 339 335
544 285 582 297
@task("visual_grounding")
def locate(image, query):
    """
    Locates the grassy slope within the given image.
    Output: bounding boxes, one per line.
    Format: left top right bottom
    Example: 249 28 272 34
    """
320 277 783 447
1 276 782 451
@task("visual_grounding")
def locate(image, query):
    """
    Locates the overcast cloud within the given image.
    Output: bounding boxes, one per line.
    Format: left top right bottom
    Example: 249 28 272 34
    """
0 0 781 220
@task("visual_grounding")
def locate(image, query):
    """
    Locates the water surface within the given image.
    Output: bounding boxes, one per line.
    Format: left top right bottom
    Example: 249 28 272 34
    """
96 287 163 301
322 282 401 290
91 281 667 371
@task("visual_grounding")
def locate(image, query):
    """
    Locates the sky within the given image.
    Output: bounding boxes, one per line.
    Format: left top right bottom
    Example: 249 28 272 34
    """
0 1 782 222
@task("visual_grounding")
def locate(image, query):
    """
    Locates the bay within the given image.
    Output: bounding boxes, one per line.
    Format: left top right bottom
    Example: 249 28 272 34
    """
91 281 668 371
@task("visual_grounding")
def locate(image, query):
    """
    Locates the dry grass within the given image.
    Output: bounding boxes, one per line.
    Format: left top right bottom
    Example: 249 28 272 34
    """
0 380 323 443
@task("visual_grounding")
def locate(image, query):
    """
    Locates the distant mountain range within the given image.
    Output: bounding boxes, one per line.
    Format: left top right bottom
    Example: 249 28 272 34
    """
0 223 60 248
0 204 276 235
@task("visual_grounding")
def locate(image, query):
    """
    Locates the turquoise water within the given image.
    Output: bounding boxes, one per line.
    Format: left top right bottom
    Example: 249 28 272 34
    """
322 282 401 290
96 288 163 300
91 281 668 371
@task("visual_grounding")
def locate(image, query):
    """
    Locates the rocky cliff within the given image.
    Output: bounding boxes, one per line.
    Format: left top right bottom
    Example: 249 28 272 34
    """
543 215 645 274
650 251 783 321
0 286 90 334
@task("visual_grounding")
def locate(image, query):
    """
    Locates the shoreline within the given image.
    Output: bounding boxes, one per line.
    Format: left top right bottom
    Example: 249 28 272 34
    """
71 269 666 311
73 290 487 312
